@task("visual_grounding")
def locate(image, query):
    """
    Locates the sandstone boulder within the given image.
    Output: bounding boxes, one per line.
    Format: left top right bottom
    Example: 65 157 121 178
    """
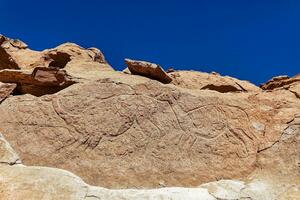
125 58 172 84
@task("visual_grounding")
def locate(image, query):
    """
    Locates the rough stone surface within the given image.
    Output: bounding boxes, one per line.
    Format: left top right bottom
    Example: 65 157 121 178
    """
0 35 299 199
261 74 300 90
1 71 298 189
125 58 172 83
170 70 261 93
0 68 75 96
0 133 20 165
0 35 113 78
0 82 16 102
0 77 261 188
0 132 275 200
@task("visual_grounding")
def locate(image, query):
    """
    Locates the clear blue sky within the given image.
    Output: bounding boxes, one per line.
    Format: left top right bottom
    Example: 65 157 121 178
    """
2 0 300 85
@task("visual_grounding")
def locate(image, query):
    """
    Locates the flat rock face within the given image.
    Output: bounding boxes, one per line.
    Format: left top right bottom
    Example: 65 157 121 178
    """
0 130 298 200
0 72 296 188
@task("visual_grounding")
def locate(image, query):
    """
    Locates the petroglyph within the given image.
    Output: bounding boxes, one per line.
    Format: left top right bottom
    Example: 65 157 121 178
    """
0 79 258 187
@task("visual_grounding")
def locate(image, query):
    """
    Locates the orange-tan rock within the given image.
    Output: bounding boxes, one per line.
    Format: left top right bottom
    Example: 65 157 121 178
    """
0 82 16 102
0 68 75 96
125 58 172 83
170 70 260 93
0 35 299 199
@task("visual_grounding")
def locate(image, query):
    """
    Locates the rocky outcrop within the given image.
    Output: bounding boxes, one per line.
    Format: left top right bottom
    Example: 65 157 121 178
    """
170 70 261 93
0 35 113 80
260 74 300 100
0 68 75 96
125 58 172 84
0 35 299 199
261 74 300 90
0 35 114 96
0 70 297 189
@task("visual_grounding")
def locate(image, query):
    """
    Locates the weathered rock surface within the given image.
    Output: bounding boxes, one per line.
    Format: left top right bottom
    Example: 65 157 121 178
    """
0 35 114 96
0 131 286 200
261 74 300 90
170 70 261 93
0 35 113 80
0 82 16 102
0 78 256 188
0 67 75 96
0 35 299 199
0 131 296 200
125 58 172 83
1 70 298 189
0 133 20 165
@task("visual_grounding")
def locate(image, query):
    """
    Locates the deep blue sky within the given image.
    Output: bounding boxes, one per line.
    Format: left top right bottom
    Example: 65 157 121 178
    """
1 0 299 85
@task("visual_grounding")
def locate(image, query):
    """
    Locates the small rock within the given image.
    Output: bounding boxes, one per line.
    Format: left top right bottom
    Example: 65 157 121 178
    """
125 58 172 84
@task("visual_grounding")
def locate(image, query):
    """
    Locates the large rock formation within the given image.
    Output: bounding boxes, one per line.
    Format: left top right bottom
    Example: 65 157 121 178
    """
0 35 113 96
0 35 299 199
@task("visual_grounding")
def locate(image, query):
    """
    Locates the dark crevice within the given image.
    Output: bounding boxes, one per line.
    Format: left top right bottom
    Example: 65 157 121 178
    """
11 83 75 97
0 68 76 97
201 84 241 93
11 84 23 96
48 52 71 68
288 89 300 99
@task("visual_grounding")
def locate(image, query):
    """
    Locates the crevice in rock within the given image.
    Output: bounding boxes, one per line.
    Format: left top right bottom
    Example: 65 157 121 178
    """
233 81 247 92
15 84 74 97
0 68 76 97
288 89 300 99
201 84 241 93
48 52 71 68
257 140 279 153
